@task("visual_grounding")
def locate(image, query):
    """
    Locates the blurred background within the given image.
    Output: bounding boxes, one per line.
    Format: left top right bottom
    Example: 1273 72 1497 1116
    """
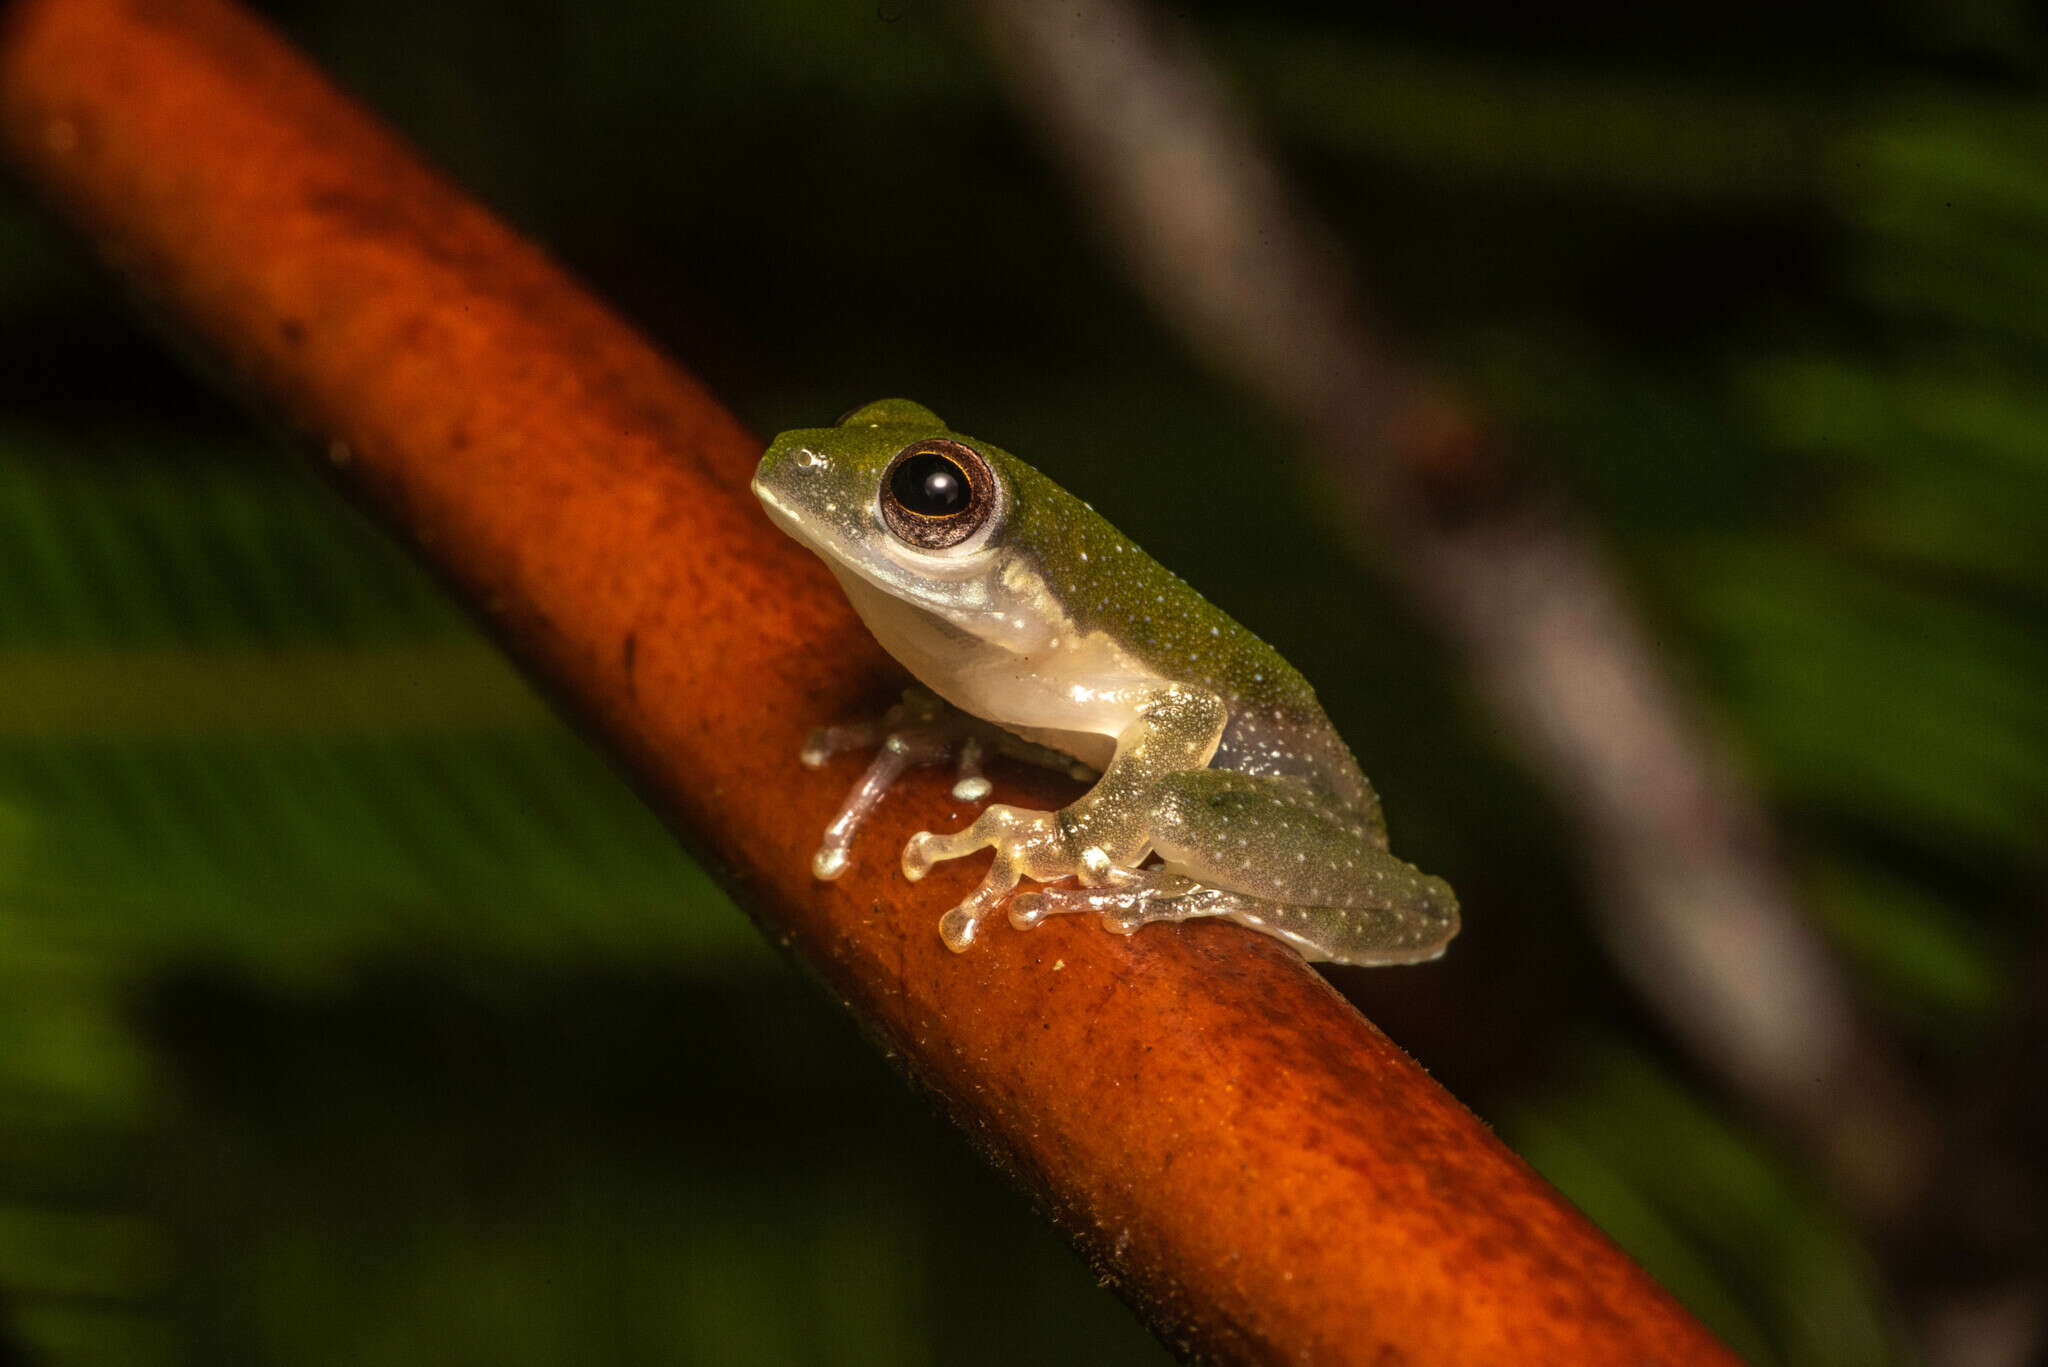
1 0 2045 1363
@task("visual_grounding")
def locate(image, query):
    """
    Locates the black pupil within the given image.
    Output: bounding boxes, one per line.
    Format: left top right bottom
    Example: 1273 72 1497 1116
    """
893 452 971 517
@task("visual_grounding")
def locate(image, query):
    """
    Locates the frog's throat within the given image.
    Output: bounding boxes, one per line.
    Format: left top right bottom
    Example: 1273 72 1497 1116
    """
830 564 1149 772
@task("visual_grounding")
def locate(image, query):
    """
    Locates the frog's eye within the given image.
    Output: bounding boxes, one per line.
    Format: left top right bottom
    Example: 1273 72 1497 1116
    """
880 439 995 550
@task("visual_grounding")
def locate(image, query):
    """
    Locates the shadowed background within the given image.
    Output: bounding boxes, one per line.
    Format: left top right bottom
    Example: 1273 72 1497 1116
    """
1 0 2044 1364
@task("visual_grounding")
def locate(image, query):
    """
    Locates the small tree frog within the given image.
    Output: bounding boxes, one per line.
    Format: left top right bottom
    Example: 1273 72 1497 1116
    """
752 399 1459 965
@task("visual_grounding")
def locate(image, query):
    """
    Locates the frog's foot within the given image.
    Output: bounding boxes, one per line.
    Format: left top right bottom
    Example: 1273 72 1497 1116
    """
1010 869 1339 956
1010 869 1205 934
803 689 1098 881
802 690 1009 880
902 804 1093 952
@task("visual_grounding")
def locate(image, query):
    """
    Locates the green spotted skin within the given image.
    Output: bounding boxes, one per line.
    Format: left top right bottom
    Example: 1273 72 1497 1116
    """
991 435 1382 823
752 400 1457 965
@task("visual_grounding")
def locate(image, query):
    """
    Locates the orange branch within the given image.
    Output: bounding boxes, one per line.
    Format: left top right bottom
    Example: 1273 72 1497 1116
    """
0 1 1740 1362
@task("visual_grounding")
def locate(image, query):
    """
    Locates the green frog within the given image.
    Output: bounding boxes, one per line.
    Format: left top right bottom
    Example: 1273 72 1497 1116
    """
752 399 1457 965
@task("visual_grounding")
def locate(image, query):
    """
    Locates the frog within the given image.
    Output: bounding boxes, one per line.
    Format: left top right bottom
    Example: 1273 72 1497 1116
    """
751 399 1458 966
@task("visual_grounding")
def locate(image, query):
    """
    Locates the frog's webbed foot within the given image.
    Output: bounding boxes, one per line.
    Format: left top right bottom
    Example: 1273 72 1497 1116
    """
803 688 1081 881
902 804 1101 952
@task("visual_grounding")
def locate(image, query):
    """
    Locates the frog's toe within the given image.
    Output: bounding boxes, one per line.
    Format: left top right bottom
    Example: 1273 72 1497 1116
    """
799 720 882 768
950 737 993 802
1006 871 1216 938
1007 890 1053 930
907 806 1093 950
1011 886 1098 931
901 830 942 881
902 826 977 876
1097 902 1152 936
1004 880 1122 931
938 904 980 952
904 804 1066 879
935 864 1027 952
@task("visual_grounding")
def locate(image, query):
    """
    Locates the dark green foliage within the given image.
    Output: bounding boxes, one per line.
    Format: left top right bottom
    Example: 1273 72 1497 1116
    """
2 0 2044 1362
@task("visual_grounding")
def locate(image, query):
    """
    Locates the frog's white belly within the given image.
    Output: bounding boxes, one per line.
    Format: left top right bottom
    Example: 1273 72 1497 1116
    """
833 566 1160 771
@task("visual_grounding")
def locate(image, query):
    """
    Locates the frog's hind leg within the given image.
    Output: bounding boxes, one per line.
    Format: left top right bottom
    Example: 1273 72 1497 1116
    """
1010 770 1460 966
1150 770 1458 965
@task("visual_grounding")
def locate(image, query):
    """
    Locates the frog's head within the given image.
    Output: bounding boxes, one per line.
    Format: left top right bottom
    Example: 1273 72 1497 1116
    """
754 399 1030 637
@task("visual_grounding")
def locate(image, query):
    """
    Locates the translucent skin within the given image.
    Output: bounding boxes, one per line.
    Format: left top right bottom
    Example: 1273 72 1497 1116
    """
752 400 1458 965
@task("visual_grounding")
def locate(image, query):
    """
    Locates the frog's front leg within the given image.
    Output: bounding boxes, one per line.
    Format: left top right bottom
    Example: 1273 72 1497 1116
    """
903 684 1227 951
803 687 1088 881
902 802 1081 950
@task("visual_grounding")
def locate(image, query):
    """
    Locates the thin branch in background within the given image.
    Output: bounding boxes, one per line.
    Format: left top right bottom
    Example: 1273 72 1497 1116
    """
962 0 1937 1224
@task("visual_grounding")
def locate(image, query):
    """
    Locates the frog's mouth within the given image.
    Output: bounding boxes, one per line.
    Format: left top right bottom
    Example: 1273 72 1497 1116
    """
754 477 917 599
752 478 859 570
751 479 809 542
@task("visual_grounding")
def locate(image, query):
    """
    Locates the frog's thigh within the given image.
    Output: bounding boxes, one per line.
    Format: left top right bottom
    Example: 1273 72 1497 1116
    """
1144 770 1460 965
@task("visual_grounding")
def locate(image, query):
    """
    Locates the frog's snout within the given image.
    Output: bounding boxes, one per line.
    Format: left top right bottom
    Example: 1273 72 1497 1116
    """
752 443 828 546
751 441 798 505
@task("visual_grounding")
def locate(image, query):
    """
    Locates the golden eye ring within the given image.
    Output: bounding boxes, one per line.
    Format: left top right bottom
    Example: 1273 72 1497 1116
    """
880 438 994 549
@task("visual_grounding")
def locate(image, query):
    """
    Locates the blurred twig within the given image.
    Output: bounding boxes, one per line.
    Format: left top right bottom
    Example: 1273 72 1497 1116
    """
962 0 1936 1222
0 0 1743 1361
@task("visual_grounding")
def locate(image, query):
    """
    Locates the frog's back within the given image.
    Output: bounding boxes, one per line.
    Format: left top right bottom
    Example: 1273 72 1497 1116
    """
989 445 1377 816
